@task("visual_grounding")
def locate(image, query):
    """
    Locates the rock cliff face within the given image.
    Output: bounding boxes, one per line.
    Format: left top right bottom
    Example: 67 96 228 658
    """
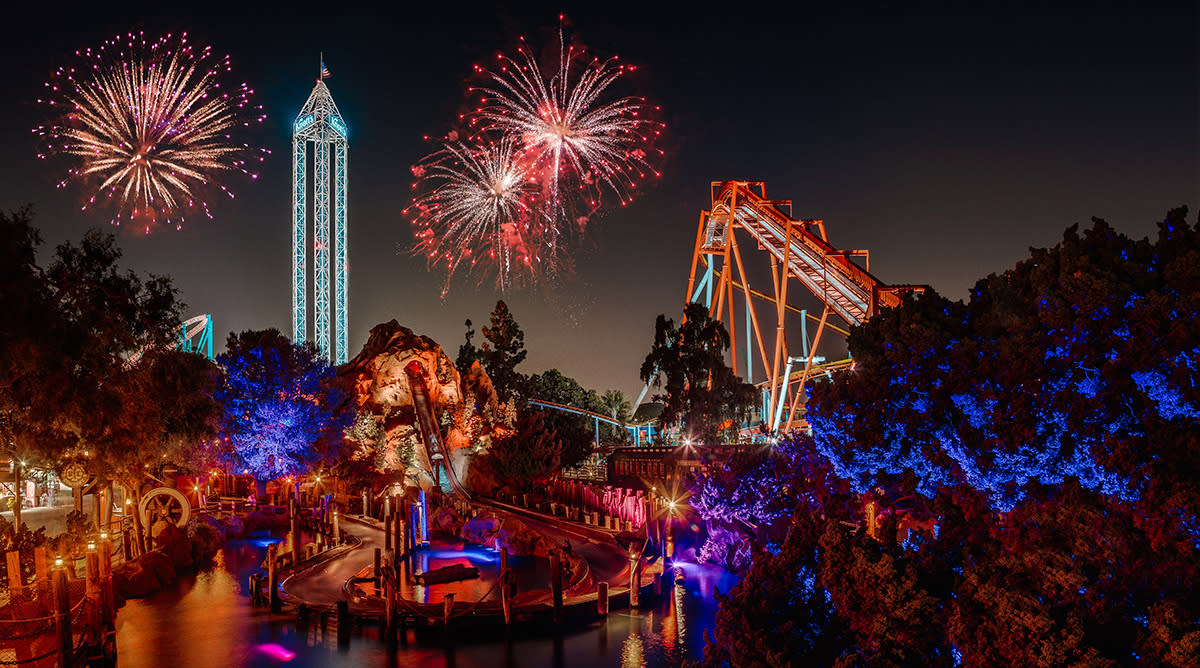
336 320 504 491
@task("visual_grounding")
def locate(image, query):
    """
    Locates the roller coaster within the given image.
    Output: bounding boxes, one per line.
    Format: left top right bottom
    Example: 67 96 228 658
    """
681 180 922 433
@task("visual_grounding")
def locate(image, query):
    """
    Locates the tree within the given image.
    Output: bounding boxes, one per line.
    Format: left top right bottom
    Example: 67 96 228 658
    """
809 209 1200 533
475 411 562 493
698 514 856 668
0 210 186 522
215 329 350 491
600 389 631 442
480 300 528 400
640 302 758 445
455 318 481 375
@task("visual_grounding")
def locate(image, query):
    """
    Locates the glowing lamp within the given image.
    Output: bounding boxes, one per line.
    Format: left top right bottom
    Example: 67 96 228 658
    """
100 531 108 541
55 556 63 568
87 541 95 552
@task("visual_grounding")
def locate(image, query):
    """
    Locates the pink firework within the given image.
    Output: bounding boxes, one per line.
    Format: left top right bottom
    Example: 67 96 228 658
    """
406 138 561 294
408 21 664 291
34 31 269 233
470 27 664 222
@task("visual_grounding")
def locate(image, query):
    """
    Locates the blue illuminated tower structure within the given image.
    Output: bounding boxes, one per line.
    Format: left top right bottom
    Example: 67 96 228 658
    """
292 68 349 363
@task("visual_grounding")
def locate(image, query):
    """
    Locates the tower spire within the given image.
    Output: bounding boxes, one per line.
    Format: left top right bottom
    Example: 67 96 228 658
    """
292 70 349 363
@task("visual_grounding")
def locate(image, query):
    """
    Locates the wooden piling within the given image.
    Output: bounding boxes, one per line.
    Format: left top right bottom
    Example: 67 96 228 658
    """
628 552 641 609
336 600 351 647
99 540 114 627
52 568 71 668
500 547 512 625
443 593 455 625
267 544 280 612
85 550 101 647
550 549 564 625
384 514 393 552
6 550 22 591
597 581 609 616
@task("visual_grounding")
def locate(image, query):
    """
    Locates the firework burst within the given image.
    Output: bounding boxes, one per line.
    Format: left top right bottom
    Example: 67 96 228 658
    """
470 28 664 220
34 31 268 232
406 138 556 293
408 21 664 291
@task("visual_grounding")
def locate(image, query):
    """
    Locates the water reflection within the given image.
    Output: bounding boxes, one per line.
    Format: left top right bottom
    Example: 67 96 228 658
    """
116 537 736 668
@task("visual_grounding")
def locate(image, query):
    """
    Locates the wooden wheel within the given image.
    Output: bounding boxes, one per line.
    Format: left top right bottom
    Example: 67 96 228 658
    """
138 487 191 537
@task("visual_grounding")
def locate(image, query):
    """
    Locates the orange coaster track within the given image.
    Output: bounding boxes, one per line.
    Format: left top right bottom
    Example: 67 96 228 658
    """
684 181 922 434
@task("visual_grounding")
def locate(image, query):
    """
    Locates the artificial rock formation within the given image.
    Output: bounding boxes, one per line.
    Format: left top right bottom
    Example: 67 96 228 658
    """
336 320 505 492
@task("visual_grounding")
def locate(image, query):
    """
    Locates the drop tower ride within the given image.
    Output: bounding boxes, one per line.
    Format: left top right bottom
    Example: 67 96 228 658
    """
292 61 349 363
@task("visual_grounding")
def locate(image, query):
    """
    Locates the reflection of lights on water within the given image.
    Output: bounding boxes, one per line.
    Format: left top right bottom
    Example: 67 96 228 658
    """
255 643 295 661
674 583 687 647
427 548 500 564
622 630 646 667
251 538 281 549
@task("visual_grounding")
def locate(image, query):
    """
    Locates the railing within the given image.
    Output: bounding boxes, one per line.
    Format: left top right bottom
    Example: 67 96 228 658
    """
0 545 115 668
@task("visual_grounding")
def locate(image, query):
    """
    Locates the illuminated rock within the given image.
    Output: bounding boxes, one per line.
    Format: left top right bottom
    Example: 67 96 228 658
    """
337 320 504 492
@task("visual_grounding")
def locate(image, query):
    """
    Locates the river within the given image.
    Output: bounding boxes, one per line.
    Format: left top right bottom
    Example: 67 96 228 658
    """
114 535 736 667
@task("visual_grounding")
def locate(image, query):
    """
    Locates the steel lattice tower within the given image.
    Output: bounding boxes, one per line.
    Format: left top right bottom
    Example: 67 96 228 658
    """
292 73 349 363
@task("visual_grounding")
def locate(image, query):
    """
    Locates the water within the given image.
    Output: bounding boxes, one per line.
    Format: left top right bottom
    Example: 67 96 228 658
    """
114 535 737 667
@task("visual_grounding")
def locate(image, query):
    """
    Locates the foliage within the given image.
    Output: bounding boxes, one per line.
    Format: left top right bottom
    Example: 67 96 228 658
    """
455 318 481 375
599 389 632 442
526 368 603 467
0 516 48 588
640 302 758 444
480 300 528 400
697 208 1200 667
215 329 351 481
810 209 1200 532
475 411 562 492
0 209 209 527
697 514 855 668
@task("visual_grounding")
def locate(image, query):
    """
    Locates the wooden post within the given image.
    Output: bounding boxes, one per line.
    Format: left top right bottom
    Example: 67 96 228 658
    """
398 508 408 558
384 514 393 552
628 551 641 609
361 489 369 518
550 549 563 625
373 548 382 590
6 550 22 591
383 568 394 635
500 547 512 625
52 567 71 668
333 510 340 545
85 549 101 647
267 544 280 612
597 581 609 616
122 527 133 561
336 600 351 647
98 540 114 627
443 593 455 625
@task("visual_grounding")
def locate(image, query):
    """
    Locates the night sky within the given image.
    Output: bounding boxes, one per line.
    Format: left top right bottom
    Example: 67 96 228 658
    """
1 3 1195 401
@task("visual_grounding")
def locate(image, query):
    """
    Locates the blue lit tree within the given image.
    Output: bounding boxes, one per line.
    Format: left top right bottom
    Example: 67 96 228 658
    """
809 208 1200 536
215 329 351 490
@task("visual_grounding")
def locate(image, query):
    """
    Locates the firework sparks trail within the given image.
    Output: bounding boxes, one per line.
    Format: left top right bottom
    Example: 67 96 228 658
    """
470 27 663 223
406 138 551 294
408 21 664 291
34 31 269 232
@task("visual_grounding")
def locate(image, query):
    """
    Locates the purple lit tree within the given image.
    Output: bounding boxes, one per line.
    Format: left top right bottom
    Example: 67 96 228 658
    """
215 329 351 492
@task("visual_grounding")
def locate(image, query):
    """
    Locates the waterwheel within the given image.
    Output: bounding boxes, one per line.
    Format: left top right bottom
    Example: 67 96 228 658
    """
139 487 191 538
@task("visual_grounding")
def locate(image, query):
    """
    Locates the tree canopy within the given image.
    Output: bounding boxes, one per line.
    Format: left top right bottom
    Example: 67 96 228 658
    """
480 300 528 400
0 209 213 521
640 301 758 444
696 209 1200 667
215 329 351 482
